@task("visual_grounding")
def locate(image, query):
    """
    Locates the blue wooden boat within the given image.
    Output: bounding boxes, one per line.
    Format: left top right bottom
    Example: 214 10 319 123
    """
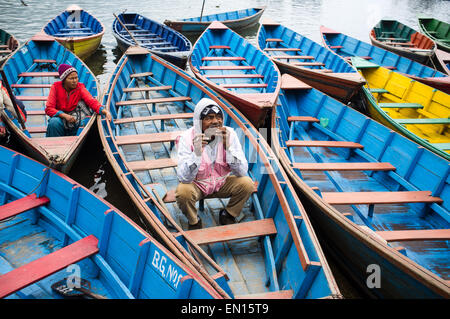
164 6 265 34
97 46 341 299
42 5 105 60
320 26 450 94
0 29 19 64
271 73 450 298
112 12 192 69
0 32 100 174
257 19 365 103
189 21 281 128
0 145 221 299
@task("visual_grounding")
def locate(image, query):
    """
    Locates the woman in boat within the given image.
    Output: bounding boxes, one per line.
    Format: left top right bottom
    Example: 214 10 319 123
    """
175 98 255 230
45 63 111 137
0 79 27 138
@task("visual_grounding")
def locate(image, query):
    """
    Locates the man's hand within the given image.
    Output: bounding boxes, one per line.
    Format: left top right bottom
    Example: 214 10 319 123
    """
218 127 230 150
193 133 209 157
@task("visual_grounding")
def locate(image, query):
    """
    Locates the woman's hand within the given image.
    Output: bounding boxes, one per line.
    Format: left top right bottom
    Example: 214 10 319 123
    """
101 108 112 122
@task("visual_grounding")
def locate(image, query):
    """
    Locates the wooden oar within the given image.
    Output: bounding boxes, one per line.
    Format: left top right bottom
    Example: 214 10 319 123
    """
199 0 206 22
113 13 139 46
0 69 26 130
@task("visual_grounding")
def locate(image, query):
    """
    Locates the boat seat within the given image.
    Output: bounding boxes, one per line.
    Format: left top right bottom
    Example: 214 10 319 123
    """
272 55 314 60
292 62 325 67
219 83 268 88
235 290 294 299
321 191 443 205
33 59 56 64
369 88 389 93
11 84 52 89
209 45 230 49
205 74 264 79
265 38 283 42
384 42 414 46
130 72 154 78
16 96 47 101
329 45 343 49
264 48 302 52
199 65 256 70
292 162 396 171
376 229 450 242
127 158 177 171
19 72 59 77
26 110 46 116
0 235 99 298
115 96 191 106
184 218 277 245
54 33 94 37
59 27 91 32
287 116 320 122
379 103 423 108
0 194 50 221
27 126 48 134
202 57 246 61
122 85 172 93
395 118 450 125
114 113 193 125
115 130 182 146
286 140 364 149
0 49 12 54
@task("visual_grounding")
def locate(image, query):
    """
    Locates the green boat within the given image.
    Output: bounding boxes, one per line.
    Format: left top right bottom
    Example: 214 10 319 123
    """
0 29 19 64
418 17 450 53
370 19 436 64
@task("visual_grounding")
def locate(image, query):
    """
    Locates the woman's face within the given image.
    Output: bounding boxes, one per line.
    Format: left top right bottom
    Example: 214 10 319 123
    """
63 72 79 91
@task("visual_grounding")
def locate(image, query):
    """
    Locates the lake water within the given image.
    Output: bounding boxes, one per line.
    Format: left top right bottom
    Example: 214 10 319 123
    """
1 0 449 298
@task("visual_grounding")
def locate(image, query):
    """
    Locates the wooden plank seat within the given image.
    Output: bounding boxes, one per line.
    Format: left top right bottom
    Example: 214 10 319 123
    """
27 126 47 134
18 72 59 77
11 84 52 89
199 65 256 70
376 229 450 242
329 45 343 49
114 113 193 125
292 162 396 171
219 83 268 88
379 103 423 108
264 48 302 52
127 158 177 171
272 55 314 60
0 235 99 298
115 130 182 145
292 62 325 67
235 290 294 299
383 42 414 46
115 96 191 106
321 191 443 205
33 59 57 64
395 118 450 125
285 140 364 149
130 72 154 78
369 88 389 93
26 110 46 116
184 218 277 245
0 49 12 54
0 194 50 221
205 74 264 79
122 85 172 93
202 57 246 61
209 45 230 49
265 38 283 42
16 96 47 101
287 116 320 123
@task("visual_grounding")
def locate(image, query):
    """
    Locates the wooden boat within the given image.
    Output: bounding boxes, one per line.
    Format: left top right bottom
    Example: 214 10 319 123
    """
0 145 221 299
42 5 104 60
97 45 341 299
257 19 365 103
320 26 450 94
351 56 450 161
370 19 436 64
0 32 99 173
435 49 450 75
418 17 450 53
189 21 281 128
112 13 192 69
164 6 265 35
272 73 450 298
0 29 19 64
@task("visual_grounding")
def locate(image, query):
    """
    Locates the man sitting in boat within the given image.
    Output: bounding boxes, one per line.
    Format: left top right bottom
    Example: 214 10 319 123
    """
0 79 27 138
175 98 254 230
45 63 111 137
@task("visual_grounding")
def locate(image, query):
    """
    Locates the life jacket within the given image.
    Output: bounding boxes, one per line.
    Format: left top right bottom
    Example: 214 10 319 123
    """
181 128 231 195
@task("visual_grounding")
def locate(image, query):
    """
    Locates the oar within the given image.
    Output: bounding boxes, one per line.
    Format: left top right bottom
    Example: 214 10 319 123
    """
113 13 140 46
199 0 206 22
51 277 107 299
0 68 26 130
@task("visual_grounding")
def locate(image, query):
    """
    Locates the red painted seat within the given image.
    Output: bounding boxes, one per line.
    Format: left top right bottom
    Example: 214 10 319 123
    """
0 194 49 221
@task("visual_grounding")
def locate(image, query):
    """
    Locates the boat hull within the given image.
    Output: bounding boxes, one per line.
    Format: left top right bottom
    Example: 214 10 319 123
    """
56 33 103 60
418 17 450 53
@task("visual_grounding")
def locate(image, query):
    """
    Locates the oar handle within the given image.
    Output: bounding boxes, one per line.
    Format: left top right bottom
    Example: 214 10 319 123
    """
113 13 139 46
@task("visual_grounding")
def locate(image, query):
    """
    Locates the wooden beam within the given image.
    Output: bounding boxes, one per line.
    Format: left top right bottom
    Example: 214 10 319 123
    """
376 229 450 242
122 85 172 93
115 96 191 106
286 140 364 149
127 158 177 171
114 113 193 125
292 162 396 171
321 191 443 205
115 131 182 145
0 194 49 221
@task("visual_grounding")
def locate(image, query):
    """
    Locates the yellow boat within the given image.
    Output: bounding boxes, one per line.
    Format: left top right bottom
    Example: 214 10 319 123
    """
42 5 104 60
352 56 450 161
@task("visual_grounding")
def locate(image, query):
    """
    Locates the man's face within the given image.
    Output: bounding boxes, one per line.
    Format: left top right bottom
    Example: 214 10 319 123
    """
63 72 79 91
202 113 223 137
